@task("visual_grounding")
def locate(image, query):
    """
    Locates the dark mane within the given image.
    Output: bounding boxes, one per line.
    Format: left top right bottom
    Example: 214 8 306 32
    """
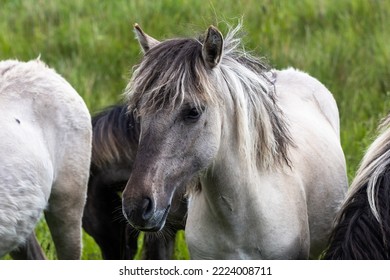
92 105 139 168
323 171 390 259
324 115 390 259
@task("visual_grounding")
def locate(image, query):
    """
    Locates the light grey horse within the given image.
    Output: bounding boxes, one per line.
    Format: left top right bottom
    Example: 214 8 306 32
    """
122 23 347 259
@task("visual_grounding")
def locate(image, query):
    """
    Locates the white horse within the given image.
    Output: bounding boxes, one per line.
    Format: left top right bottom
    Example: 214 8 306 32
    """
0 59 92 259
122 23 348 259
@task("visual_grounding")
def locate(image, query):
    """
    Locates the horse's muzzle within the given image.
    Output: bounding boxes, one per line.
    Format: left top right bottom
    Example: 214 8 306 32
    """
122 198 170 232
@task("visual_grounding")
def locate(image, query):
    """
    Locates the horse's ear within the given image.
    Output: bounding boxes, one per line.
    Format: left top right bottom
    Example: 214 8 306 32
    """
202 25 223 69
133 23 160 53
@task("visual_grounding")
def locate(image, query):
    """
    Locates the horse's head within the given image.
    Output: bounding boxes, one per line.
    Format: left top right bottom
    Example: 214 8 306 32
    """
122 24 225 231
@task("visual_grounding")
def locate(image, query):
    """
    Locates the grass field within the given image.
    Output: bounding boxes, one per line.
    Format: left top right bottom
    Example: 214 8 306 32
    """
1 0 389 259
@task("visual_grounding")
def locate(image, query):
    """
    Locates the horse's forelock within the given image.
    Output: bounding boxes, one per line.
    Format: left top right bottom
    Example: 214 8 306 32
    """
126 38 217 117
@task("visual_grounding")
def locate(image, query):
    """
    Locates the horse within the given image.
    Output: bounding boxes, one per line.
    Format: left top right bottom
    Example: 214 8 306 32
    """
82 104 187 259
324 115 390 259
121 23 348 259
0 59 92 259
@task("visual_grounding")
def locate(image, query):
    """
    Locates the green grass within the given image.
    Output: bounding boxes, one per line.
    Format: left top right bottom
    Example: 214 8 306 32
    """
1 0 389 259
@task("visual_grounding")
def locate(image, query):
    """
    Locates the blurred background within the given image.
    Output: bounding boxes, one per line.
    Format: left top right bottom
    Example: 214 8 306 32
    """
1 0 389 259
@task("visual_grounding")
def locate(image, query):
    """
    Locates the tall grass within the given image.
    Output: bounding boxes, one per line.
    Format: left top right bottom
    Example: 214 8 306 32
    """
0 0 389 259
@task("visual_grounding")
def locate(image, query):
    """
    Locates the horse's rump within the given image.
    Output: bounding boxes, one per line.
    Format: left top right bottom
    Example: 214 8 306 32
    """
0 59 91 259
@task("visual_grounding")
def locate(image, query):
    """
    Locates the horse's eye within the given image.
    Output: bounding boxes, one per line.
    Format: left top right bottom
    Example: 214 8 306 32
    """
188 108 200 118
185 107 203 121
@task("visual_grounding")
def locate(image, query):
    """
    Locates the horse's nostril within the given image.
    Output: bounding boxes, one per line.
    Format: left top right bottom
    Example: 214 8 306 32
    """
122 205 134 221
141 197 154 220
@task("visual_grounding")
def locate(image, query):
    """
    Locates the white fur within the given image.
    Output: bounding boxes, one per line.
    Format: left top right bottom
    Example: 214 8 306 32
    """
0 59 92 259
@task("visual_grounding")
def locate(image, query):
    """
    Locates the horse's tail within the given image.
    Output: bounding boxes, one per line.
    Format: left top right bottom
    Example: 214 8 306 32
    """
323 116 390 259
91 104 139 168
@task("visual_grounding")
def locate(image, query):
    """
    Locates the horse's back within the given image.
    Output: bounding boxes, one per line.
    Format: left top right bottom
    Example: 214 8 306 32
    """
275 68 348 257
0 59 91 174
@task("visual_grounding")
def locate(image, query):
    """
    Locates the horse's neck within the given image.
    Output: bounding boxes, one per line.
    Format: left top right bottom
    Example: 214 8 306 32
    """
187 146 267 259
200 101 263 220
202 146 261 217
